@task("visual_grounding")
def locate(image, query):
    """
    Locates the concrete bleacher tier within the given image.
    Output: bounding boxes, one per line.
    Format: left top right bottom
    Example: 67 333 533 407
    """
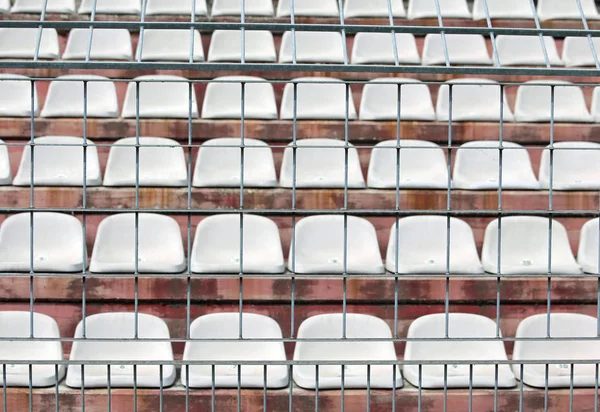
2 2 600 411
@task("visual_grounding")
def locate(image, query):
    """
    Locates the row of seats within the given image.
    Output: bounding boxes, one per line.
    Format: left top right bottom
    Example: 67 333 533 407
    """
3 311 599 389
5 74 600 123
3 27 600 68
3 136 600 191
0 0 596 20
0 212 598 275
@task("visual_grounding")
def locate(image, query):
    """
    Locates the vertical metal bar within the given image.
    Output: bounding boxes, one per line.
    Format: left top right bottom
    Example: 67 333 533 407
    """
481 0 500 67
107 365 111 412
575 0 600 69
444 85 453 339
433 0 451 67
263 365 268 412
385 0 399 66
2 365 5 412
159 365 163 412
28 78 36 340
211 365 216 411
315 364 319 412
547 85 555 341
417 364 422 411
519 364 524 412
468 364 473 412
82 81 89 339
55 364 59 412
366 364 371 412
569 363 574 412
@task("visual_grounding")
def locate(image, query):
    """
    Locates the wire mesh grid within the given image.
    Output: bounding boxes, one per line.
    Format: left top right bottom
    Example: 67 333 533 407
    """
0 0 600 411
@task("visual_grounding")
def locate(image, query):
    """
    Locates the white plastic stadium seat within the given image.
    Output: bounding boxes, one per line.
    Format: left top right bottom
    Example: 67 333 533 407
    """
13 136 101 186
294 314 402 389
407 0 471 19
211 0 273 16
481 216 582 275
563 37 600 67
182 313 288 388
351 33 420 65
122 75 199 119
201 76 277 119
386 217 483 274
513 313 600 387
514 81 592 123
404 314 516 388
277 0 338 17
496 36 563 66
538 142 600 190
0 28 59 59
578 218 600 274
103 137 188 187
136 30 204 62
288 215 384 274
41 75 118 118
359 78 435 121
11 0 75 13
192 138 277 188
280 77 357 120
0 139 11 185
62 29 132 61
207 30 276 62
344 0 405 17
0 212 84 272
422 34 492 65
452 141 540 190
279 139 364 188
0 312 65 387
367 140 448 189
279 31 345 64
0 74 39 117
436 79 514 122
90 213 185 274
472 0 535 20
145 0 207 15
191 214 284 274
66 313 176 388
79 0 141 14
0 0 9 12
537 0 600 21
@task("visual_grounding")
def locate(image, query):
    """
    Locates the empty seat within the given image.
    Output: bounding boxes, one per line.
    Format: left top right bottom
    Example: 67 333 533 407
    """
436 79 514 122
103 137 188 187
277 0 338 17
514 81 592 122
386 216 483 274
192 138 277 188
452 141 540 190
40 75 118 118
481 216 582 275
578 218 600 274
62 29 132 61
343 0 405 17
0 0 8 12
537 0 600 21
563 36 600 67
538 142 600 190
279 139 364 188
0 212 84 272
367 140 448 189
0 28 59 59
422 34 492 65
0 74 39 117
121 75 198 119
359 78 435 121
78 0 141 14
191 214 284 274
136 29 204 62
66 313 176 388
404 314 516 388
201 76 277 119
407 0 471 19
11 0 75 13
211 0 273 16
351 33 420 65
207 30 276 62
182 313 288 388
289 215 384 274
0 312 65 387
13 136 101 186
0 139 10 185
294 314 402 389
513 313 600 387
145 0 207 15
279 31 345 64
89 213 185 273
472 0 535 20
280 77 357 120
496 36 563 66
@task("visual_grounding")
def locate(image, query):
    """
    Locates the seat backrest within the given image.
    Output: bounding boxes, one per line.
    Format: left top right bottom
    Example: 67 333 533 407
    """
280 77 357 120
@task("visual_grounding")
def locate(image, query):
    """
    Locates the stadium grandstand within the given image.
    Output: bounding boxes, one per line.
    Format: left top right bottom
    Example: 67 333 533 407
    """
1 0 600 410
